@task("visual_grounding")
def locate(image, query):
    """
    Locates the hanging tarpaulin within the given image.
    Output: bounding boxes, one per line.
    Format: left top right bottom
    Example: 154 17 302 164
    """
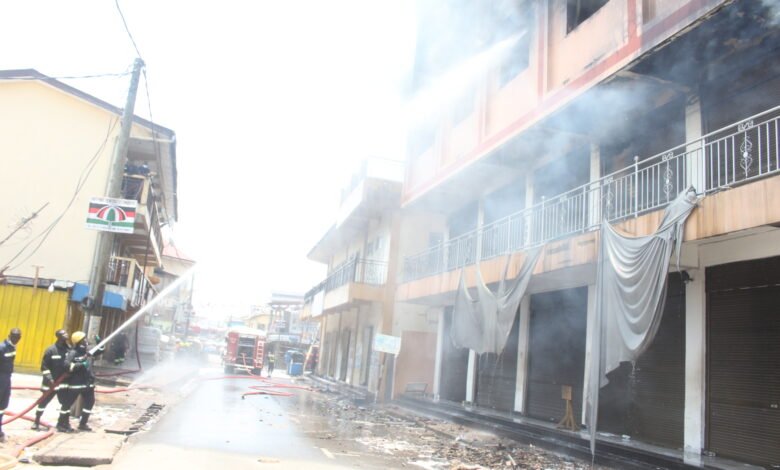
587 187 698 454
451 247 542 355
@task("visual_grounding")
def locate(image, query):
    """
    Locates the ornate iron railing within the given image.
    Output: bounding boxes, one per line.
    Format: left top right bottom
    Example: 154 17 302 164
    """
402 105 780 282
306 258 389 299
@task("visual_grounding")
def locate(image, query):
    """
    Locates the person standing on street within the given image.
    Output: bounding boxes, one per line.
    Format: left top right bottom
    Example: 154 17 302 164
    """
33 329 71 430
267 352 275 377
58 331 102 432
0 328 22 442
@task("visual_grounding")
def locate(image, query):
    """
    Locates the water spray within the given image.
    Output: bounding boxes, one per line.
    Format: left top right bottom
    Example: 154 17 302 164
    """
89 265 198 355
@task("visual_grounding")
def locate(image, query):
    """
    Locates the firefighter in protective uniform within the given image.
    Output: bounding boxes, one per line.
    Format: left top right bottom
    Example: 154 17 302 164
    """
59 331 103 432
0 328 22 442
33 329 71 430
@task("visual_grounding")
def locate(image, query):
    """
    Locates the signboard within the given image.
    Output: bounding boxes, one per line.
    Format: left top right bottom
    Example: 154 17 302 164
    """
373 334 401 355
86 197 137 234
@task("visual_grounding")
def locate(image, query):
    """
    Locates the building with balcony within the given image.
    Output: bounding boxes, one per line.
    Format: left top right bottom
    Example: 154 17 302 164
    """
0 69 178 369
302 158 410 396
398 1 779 467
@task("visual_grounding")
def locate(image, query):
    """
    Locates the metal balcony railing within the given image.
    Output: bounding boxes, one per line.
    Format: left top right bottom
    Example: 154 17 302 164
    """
402 105 780 282
305 259 389 303
106 256 151 308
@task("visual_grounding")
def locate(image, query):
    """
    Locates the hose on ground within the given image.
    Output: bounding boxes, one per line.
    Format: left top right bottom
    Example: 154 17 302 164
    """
1 375 68 426
4 410 55 458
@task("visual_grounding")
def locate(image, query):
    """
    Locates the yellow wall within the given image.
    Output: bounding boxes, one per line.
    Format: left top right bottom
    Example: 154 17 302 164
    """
0 80 156 283
0 285 69 372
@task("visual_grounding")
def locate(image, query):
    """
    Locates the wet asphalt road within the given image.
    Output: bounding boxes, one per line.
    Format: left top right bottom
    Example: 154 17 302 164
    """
109 368 400 469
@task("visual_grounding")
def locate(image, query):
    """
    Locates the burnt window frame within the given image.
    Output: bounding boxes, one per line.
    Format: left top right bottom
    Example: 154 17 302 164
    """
566 0 609 34
497 32 531 88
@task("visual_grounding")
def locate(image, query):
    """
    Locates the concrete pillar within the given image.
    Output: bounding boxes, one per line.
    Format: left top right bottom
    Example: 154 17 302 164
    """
581 283 598 424
685 95 705 193
684 269 706 464
465 350 477 403
432 309 445 400
588 142 601 227
514 296 531 413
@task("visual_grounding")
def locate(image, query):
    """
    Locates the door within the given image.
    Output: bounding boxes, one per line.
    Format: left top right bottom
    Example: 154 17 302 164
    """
706 256 780 467
339 329 351 382
598 273 686 448
526 287 588 423
476 313 519 412
439 308 469 403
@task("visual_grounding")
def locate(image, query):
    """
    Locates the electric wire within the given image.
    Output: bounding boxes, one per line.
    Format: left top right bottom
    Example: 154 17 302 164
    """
0 71 131 81
1 117 120 271
114 0 143 60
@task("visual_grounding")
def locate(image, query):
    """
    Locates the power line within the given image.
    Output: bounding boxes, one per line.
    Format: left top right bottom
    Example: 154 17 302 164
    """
0 71 131 81
2 117 120 271
114 0 143 59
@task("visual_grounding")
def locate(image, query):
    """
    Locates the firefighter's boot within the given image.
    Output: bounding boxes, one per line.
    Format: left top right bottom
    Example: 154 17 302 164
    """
78 414 92 432
56 412 73 433
31 410 44 430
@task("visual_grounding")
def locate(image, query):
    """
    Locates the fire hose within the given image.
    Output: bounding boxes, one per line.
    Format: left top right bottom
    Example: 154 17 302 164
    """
3 411 55 459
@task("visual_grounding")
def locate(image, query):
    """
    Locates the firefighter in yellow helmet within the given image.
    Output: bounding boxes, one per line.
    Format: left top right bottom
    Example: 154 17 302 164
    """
57 331 103 432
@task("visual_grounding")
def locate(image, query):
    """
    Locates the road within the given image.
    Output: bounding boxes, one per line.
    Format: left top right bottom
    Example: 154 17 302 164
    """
109 368 401 469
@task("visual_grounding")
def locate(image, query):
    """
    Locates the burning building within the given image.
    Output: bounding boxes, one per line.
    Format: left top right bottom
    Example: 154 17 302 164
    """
395 0 780 468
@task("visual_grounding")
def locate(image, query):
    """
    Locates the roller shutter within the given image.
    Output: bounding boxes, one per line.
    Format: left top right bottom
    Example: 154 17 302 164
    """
440 308 469 403
598 273 686 448
475 314 519 412
706 256 780 468
526 287 588 423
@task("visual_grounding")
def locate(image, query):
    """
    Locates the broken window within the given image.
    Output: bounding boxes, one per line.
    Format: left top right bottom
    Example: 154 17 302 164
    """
567 0 609 33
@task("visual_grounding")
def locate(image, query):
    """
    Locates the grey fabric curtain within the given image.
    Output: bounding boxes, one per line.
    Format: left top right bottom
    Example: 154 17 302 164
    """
587 187 698 454
451 247 542 355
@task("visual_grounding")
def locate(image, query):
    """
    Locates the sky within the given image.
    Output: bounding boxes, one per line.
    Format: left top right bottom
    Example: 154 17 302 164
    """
0 0 417 317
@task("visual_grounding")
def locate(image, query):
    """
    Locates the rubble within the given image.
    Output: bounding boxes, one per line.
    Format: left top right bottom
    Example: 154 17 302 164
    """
290 379 609 470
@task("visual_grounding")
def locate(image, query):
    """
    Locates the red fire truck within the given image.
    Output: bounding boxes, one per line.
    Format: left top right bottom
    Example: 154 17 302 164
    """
223 327 266 374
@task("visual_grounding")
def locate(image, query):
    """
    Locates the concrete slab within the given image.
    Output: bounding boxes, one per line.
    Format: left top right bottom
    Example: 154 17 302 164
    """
35 432 126 467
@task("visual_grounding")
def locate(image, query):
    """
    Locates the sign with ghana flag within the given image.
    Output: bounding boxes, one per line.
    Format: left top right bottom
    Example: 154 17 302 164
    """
85 197 138 234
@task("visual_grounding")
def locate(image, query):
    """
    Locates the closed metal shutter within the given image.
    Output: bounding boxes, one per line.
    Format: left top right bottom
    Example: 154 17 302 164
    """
440 308 469 403
526 287 588 423
706 256 780 468
599 274 686 448
476 314 519 412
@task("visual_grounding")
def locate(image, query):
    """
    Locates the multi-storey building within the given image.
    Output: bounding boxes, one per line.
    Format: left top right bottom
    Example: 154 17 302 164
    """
0 69 177 370
302 159 417 398
396 1 779 467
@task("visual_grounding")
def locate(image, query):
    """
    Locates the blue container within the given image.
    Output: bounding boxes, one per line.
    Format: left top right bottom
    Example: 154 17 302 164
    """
288 362 303 376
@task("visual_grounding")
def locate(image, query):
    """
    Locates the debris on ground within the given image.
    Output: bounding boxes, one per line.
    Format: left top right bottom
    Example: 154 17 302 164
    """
287 378 609 470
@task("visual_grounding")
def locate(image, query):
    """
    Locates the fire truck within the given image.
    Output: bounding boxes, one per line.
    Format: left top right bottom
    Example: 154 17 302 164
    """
223 327 266 374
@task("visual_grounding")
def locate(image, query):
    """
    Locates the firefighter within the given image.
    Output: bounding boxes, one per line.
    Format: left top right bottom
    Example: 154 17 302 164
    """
0 328 22 442
58 331 103 432
266 352 275 377
33 329 71 430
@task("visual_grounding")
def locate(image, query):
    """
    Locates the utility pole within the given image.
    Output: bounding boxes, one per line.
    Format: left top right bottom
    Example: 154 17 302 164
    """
84 58 145 339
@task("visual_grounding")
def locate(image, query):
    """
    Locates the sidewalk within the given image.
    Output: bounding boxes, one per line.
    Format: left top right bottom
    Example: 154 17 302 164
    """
0 359 202 468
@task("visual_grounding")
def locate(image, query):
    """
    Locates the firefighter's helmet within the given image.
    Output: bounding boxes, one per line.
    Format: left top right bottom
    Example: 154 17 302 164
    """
71 331 87 345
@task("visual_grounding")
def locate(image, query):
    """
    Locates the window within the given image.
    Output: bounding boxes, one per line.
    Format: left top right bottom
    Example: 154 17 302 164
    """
451 88 474 125
498 32 531 87
567 0 609 33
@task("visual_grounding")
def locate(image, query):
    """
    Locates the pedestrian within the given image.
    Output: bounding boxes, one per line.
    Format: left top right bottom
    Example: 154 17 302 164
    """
267 352 275 377
33 329 71 430
58 331 103 432
0 328 22 442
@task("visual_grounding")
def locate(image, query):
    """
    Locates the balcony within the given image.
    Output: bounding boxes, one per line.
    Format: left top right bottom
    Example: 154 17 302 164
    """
120 174 164 267
305 258 389 315
105 256 154 308
402 106 780 283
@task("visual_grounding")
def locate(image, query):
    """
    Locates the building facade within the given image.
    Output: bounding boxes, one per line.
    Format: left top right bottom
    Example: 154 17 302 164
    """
396 1 779 467
302 159 410 397
0 69 178 370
